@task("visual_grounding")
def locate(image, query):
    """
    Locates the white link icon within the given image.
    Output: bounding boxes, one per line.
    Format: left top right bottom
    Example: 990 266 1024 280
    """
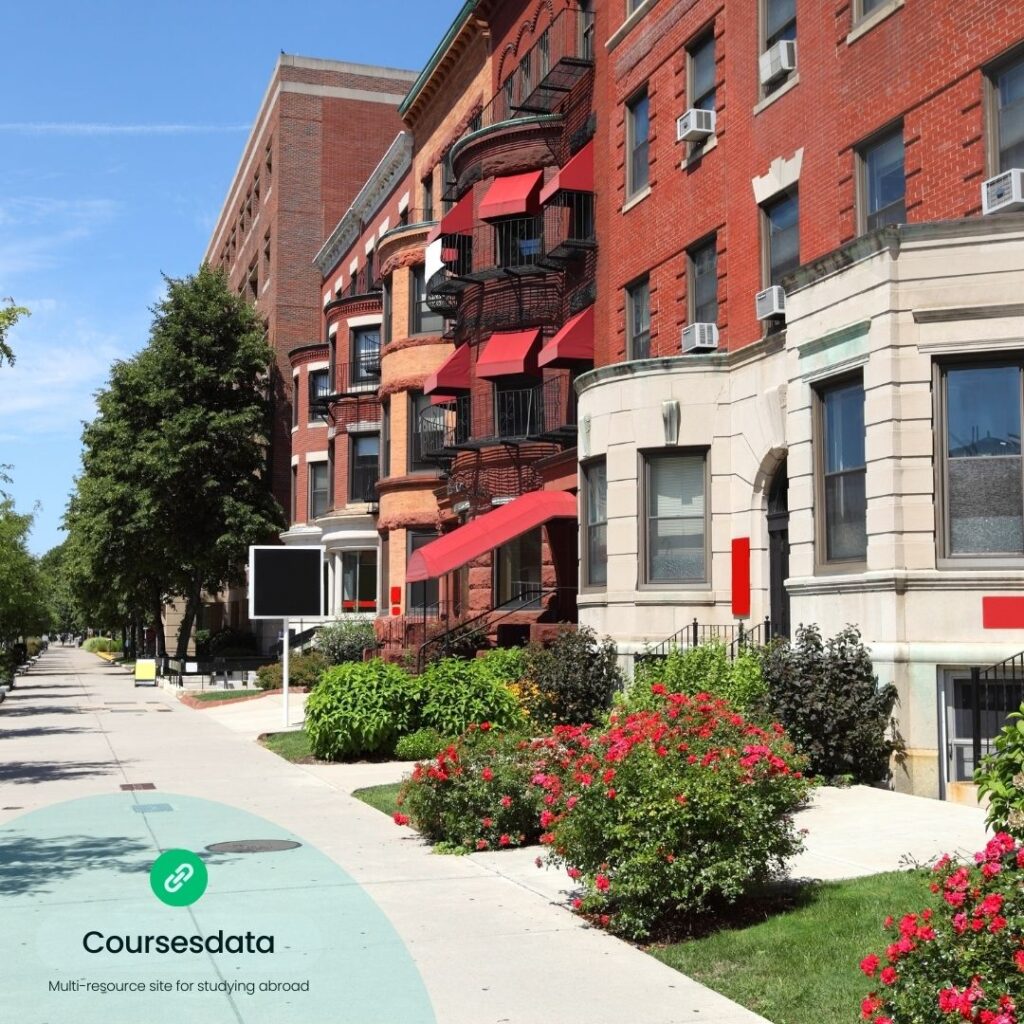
164 862 195 894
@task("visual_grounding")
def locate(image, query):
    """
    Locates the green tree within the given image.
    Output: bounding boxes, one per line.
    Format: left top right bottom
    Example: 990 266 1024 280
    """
65 265 284 659
0 298 29 368
0 500 49 645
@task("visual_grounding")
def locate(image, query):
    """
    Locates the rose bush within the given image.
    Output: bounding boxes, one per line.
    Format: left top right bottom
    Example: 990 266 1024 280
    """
542 686 808 939
396 725 545 851
858 833 1024 1024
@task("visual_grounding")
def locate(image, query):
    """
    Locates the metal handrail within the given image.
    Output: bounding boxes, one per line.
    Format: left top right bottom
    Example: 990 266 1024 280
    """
644 617 774 661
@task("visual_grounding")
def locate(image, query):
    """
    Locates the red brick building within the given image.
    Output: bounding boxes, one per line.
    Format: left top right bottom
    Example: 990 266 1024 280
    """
193 54 416 641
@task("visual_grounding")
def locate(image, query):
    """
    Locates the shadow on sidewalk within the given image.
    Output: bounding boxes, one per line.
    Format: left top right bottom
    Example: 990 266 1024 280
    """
0 833 151 897
0 760 125 785
0 726 90 740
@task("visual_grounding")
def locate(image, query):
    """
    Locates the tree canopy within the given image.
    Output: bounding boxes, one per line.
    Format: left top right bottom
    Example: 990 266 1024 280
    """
65 265 284 657
0 298 29 368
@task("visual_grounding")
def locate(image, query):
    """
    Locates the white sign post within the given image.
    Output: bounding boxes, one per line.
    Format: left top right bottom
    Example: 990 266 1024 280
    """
248 546 324 732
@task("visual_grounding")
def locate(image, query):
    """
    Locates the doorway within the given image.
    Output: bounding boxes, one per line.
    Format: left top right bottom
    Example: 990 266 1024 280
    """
767 459 790 640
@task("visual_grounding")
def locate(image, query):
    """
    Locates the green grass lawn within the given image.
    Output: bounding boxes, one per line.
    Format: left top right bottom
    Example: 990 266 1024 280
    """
353 782 403 816
260 729 315 762
188 689 262 703
649 870 934 1024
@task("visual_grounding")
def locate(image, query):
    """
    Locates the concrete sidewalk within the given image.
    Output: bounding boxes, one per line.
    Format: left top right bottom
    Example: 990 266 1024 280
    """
0 647 769 1024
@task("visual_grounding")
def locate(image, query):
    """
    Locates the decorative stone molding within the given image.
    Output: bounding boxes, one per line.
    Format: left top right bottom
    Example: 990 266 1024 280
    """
751 148 804 204
381 335 448 360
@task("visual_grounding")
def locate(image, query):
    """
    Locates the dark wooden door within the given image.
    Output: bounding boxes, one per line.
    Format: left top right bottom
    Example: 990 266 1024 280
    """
767 460 790 640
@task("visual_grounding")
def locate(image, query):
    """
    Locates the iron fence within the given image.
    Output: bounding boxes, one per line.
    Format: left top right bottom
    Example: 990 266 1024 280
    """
967 650 1024 775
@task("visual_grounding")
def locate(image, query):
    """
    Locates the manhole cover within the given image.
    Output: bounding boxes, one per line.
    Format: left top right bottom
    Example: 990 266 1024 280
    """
205 840 301 854
120 783 156 791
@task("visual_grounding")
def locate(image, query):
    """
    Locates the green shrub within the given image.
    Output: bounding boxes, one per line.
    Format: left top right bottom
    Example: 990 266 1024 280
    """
304 659 419 760
544 687 809 940
630 641 767 714
418 657 523 736
761 624 899 784
394 727 449 761
975 703 1024 837
316 619 377 665
397 726 545 850
83 636 115 653
524 625 622 726
254 652 328 691
194 628 212 657
477 647 526 684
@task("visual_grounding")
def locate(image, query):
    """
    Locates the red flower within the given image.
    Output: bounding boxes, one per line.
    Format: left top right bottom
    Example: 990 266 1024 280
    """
539 809 556 828
498 833 510 847
481 767 494 782
860 955 880 978
1014 949 1024 972
392 812 410 826
880 966 897 986
500 794 512 808
476 838 488 850
651 683 666 695
571 897 583 910
595 873 610 892
861 995 882 1019
482 817 493 828
606 788 617 799
567 866 581 880
598 914 611 927
480 721 492 731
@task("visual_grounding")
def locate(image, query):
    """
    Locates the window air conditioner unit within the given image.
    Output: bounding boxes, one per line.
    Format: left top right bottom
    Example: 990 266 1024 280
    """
755 286 786 321
681 323 719 353
982 169 1024 215
759 40 797 87
676 108 716 143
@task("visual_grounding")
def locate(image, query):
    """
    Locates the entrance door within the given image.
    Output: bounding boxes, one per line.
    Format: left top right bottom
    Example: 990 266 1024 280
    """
767 459 790 640
943 671 1024 788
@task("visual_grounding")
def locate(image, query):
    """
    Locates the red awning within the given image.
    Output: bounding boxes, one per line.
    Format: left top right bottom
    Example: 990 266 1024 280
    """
539 140 595 205
423 344 471 396
476 329 541 379
406 490 577 582
538 305 595 368
478 170 543 221
426 190 475 244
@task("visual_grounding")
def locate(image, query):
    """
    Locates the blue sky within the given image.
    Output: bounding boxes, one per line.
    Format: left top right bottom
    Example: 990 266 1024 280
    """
0 0 462 555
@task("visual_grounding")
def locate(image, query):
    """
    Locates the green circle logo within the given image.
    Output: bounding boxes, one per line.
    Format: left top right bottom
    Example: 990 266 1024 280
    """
150 849 208 907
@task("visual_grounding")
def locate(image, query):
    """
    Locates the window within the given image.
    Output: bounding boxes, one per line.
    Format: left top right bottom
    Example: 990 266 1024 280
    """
627 0 644 13
495 529 542 609
328 439 335 509
762 0 796 95
442 159 456 214
939 363 1024 559
643 451 707 584
495 381 540 440
688 237 718 325
579 1 595 60
991 53 1024 173
290 465 297 522
265 139 273 181
350 434 380 503
858 0 888 15
382 278 392 346
626 277 651 359
859 126 905 232
408 391 440 472
518 52 533 106
309 461 330 520
422 173 434 221
762 190 799 286
262 231 271 276
688 33 716 154
341 550 377 614
407 531 439 613
308 369 330 423
494 215 542 270
410 264 444 334
538 29 550 80
380 400 391 478
503 75 515 116
626 90 650 198
351 327 381 383
253 172 260 204
291 375 299 429
816 378 867 566
247 259 258 300
583 459 607 587
365 247 374 287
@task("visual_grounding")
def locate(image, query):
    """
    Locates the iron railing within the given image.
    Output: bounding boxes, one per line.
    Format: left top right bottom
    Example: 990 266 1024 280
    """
419 373 576 455
643 617 774 661
312 358 381 408
968 650 1024 777
350 465 379 505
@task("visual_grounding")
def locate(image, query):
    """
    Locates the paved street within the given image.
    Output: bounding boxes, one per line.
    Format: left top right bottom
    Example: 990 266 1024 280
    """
0 647 772 1024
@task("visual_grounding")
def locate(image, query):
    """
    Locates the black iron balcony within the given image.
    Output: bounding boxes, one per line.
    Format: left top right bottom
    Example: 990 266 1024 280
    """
310 357 381 410
418 374 577 456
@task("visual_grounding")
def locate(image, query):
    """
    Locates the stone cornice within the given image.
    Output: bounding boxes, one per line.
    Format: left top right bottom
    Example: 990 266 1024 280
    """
314 132 413 274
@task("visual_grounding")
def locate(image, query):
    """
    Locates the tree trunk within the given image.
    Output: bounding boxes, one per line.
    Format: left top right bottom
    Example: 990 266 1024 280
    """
151 592 167 659
174 577 203 661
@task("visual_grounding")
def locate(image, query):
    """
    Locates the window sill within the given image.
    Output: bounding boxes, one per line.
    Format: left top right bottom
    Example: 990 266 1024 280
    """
681 135 718 170
606 0 660 53
752 73 800 117
306 420 328 429
621 185 652 214
847 0 904 45
814 559 868 577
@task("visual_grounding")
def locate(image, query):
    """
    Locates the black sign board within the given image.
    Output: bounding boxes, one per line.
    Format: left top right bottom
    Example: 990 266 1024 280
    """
248 546 324 619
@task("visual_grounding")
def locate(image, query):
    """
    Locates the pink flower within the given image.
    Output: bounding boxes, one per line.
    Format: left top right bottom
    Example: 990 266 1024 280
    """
498 833 510 847
567 866 581 880
481 766 494 781
476 838 488 850
539 809 556 828
500 794 512 808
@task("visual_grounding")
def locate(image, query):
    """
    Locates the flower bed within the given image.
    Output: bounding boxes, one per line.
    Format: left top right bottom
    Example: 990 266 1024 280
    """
859 832 1024 1023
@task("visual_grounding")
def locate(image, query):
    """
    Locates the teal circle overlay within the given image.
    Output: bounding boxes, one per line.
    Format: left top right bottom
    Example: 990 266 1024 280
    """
150 849 208 907
0 793 435 1024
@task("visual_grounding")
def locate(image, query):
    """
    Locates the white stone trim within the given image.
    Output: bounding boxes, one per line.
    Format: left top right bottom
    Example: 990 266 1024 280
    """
364 237 376 255
347 314 383 328
846 0 904 45
280 81 408 105
349 257 359 275
751 148 804 203
322 289 332 306
291 454 300 467
398 191 410 214
307 360 329 372
377 217 390 238
346 420 381 434
328 321 339 337
306 450 329 463
606 0 660 53
334 274 345 294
